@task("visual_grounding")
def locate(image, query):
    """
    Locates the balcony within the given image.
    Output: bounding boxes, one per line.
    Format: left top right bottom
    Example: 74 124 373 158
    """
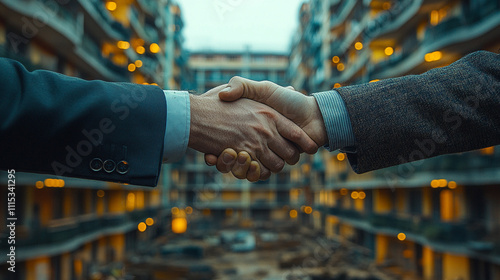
322 207 497 252
0 0 82 45
369 33 419 78
0 208 158 262
330 0 356 29
78 34 129 81
334 48 369 83
137 0 159 17
77 0 131 41
130 7 159 43
363 0 422 40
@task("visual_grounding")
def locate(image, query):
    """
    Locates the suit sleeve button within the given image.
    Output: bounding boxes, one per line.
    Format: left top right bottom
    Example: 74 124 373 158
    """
90 158 103 172
116 161 129 174
103 160 116 173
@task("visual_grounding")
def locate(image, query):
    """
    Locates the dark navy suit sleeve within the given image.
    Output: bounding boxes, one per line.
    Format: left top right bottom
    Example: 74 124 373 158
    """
0 58 166 187
335 51 500 173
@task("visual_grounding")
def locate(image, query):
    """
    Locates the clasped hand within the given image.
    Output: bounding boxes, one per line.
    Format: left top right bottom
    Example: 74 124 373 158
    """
188 77 328 181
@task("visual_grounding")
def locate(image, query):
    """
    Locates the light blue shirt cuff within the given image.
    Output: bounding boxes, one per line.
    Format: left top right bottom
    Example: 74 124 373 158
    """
163 90 190 162
312 90 355 151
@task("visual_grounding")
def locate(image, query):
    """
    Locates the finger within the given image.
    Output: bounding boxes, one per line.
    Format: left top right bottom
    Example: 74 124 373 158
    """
204 154 218 166
286 86 295 91
247 161 261 182
259 163 271 181
231 151 252 179
275 115 319 154
215 149 238 173
267 137 300 165
259 149 285 173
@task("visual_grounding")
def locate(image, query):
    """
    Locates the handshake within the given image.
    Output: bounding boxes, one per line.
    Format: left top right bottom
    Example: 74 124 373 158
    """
188 76 329 182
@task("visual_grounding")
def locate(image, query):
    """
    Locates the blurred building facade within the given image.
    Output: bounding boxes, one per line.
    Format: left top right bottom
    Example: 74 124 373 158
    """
188 50 288 93
288 0 500 279
0 0 187 279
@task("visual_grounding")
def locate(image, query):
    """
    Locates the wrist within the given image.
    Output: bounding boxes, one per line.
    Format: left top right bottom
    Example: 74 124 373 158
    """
188 94 202 151
308 96 328 147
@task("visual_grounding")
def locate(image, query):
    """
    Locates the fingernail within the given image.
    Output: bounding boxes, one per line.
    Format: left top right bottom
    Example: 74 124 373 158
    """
249 164 257 172
223 153 235 164
220 86 231 93
238 155 247 164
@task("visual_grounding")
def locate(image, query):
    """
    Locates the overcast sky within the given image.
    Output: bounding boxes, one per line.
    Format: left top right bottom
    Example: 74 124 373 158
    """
177 0 305 53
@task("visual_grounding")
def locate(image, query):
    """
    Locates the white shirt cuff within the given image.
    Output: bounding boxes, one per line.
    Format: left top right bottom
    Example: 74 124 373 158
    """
163 90 190 162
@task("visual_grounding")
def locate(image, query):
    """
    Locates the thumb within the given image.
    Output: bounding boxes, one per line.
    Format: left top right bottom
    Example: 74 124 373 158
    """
219 80 245 102
219 76 271 102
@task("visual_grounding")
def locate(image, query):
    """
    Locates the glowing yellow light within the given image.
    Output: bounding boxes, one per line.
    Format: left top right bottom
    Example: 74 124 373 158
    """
105 1 117 11
126 192 135 211
340 188 348 195
432 51 442 61
150 43 160 54
438 179 448 187
44 179 53 186
151 83 159 86
136 46 146 54
337 63 345 71
425 51 443 62
448 181 457 189
333 83 341 89
138 222 147 232
430 10 439 26
146 217 154 226
382 2 391 10
185 206 193 214
172 218 187 234
398 232 406 241
128 63 136 72
304 206 313 214
384 47 394 56
430 180 440 188
97 190 105 197
117 41 130 50
337 153 346 161
171 207 180 215
425 53 433 62
358 191 366 200
332 56 340 63
370 79 380 83
351 191 359 199
354 42 363 50
135 60 143 68
36 181 44 189
290 209 298 218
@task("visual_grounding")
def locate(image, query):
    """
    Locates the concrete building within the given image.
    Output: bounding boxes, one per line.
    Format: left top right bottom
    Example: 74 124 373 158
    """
0 0 187 279
287 0 500 279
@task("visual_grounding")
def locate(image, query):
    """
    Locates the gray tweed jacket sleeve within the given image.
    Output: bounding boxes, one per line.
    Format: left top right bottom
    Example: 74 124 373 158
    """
334 51 500 173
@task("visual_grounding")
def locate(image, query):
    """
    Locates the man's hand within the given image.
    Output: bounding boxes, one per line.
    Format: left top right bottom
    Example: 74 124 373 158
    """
204 77 328 180
189 85 319 180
